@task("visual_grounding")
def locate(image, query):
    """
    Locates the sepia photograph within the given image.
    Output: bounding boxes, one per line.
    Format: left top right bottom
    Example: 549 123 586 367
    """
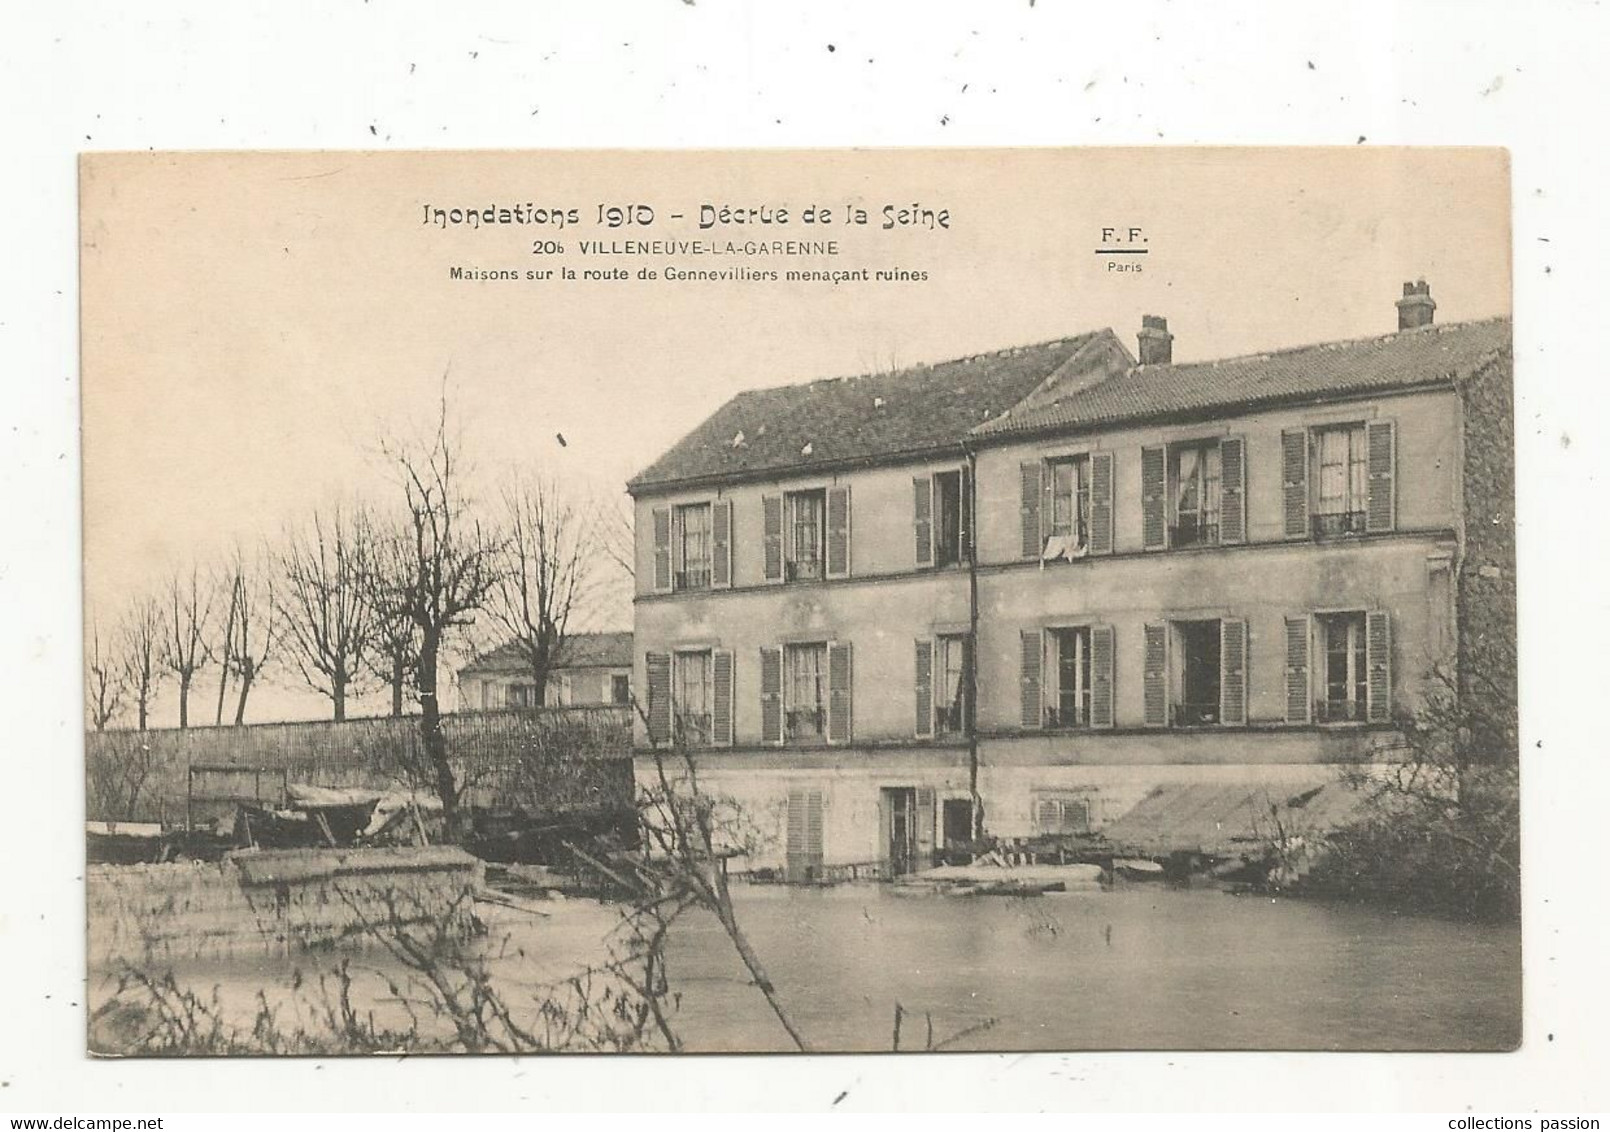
78 147 1517 1057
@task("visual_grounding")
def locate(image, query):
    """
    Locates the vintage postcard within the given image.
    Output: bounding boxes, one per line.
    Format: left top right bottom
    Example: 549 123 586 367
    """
80 147 1517 1055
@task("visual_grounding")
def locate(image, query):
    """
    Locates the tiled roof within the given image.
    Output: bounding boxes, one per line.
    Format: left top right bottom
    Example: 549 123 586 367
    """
460 630 633 676
629 330 1124 491
971 317 1511 439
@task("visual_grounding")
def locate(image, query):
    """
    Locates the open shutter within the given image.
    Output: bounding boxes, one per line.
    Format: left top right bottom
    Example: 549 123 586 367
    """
1220 436 1247 544
1142 623 1169 728
913 475 934 568
1366 420 1397 533
1019 629 1043 730
1141 445 1167 550
914 638 935 738
1284 615 1312 724
1366 610 1392 722
651 507 672 592
645 652 672 744
1019 461 1043 559
827 641 853 744
959 464 973 564
1090 624 1116 729
1090 451 1115 555
826 485 852 578
1220 618 1248 725
711 649 735 747
1282 429 1309 539
785 788 824 883
711 500 733 588
759 646 783 745
914 787 936 871
762 495 783 582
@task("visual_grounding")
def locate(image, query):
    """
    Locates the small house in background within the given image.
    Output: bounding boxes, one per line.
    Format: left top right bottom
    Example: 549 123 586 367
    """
457 630 634 711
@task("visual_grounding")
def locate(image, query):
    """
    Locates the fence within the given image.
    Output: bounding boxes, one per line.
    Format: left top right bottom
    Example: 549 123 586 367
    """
85 706 636 824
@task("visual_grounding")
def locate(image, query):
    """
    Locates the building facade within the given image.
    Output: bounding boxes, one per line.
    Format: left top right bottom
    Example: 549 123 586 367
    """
627 284 1513 880
458 631 634 712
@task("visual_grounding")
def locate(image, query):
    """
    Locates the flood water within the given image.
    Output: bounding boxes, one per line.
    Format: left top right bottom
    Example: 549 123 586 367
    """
92 883 1522 1053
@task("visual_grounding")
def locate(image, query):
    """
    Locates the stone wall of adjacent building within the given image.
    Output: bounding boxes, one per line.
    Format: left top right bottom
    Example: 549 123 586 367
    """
1457 347 1518 747
86 706 635 824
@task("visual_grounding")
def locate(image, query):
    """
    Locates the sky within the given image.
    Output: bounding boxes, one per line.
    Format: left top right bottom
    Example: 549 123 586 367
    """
79 147 1511 725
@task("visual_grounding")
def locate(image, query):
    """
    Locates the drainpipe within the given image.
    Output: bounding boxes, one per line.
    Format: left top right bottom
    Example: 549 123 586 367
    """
963 440 984 840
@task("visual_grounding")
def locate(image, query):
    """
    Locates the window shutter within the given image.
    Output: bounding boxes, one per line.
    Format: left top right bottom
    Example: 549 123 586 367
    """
786 788 824 883
1142 622 1168 727
827 641 853 744
826 485 851 578
1141 445 1167 551
1366 610 1392 722
913 475 934 568
651 507 672 592
1220 618 1248 725
1366 420 1396 533
1019 461 1043 559
959 464 973 564
914 638 935 738
1090 451 1115 555
1284 615 1311 724
1019 629 1043 730
1035 798 1059 833
915 787 936 868
711 500 733 588
1282 429 1309 539
711 649 735 747
645 652 672 744
760 645 783 744
1220 436 1247 544
762 494 783 582
1090 623 1116 729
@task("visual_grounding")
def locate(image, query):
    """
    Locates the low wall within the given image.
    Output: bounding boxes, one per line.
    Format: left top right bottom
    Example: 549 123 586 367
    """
86 706 635 824
87 847 485 967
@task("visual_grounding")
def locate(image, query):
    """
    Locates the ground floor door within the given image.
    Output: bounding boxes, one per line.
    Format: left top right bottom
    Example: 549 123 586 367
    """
942 797 973 850
882 787 936 876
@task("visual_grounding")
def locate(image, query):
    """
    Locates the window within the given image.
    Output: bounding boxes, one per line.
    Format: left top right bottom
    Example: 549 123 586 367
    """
933 470 968 568
1044 456 1091 559
1034 794 1092 835
1312 423 1368 537
1316 612 1367 722
506 682 538 708
1170 441 1222 547
1048 627 1094 728
784 642 828 743
673 502 712 590
673 650 713 746
1173 619 1221 726
934 634 970 734
610 673 631 705
785 490 826 582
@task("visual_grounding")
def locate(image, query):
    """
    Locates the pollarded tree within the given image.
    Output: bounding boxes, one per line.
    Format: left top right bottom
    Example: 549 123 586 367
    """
85 612 128 731
120 594 164 731
162 565 216 729
487 473 600 708
276 506 376 723
226 547 278 724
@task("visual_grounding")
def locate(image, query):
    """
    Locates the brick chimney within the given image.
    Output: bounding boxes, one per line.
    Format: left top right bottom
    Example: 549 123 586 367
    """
1137 314 1173 365
1396 279 1436 331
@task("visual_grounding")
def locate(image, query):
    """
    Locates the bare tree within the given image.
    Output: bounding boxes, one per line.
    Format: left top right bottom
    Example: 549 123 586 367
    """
367 604 420 719
488 474 599 708
227 547 277 724
120 595 163 731
162 565 215 729
369 398 502 836
85 612 128 731
599 492 635 581
212 559 240 726
276 506 376 723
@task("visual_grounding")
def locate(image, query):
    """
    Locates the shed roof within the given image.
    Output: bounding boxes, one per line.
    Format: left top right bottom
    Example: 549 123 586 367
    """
459 630 634 677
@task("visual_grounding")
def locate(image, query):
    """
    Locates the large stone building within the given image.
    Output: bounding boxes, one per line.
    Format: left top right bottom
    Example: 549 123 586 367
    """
626 283 1513 880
